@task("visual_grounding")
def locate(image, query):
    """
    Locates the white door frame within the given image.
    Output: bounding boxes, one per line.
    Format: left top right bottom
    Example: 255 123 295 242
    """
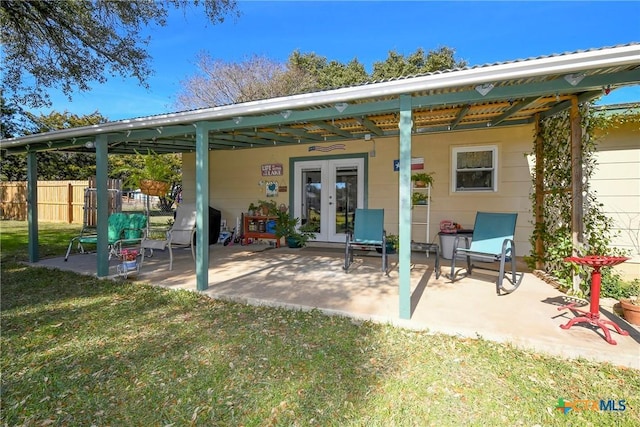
293 157 364 242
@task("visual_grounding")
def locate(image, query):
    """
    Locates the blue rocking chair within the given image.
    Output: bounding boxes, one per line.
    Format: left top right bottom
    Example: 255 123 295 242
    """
448 212 523 295
343 208 387 273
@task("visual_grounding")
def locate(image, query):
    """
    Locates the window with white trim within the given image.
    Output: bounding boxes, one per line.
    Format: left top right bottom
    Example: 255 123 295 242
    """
452 145 497 192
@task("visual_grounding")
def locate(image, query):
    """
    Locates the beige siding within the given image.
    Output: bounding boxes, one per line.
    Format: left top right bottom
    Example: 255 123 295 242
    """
183 120 639 279
184 124 536 257
592 120 640 279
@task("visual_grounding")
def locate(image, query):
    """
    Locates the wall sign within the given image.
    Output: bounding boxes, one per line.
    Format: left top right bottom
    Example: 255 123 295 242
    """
266 181 279 197
261 163 283 176
393 157 424 171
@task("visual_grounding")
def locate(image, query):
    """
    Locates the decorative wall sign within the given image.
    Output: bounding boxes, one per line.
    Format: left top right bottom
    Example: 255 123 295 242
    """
393 157 425 171
308 144 346 152
266 181 279 197
261 163 283 176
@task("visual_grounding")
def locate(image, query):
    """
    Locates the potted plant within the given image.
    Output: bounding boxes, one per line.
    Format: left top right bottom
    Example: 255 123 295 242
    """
115 149 176 196
412 192 429 205
274 206 315 248
619 282 640 325
411 172 434 188
120 248 138 270
381 234 398 254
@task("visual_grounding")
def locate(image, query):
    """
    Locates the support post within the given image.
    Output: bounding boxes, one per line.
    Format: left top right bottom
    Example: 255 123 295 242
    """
534 115 545 270
195 123 210 291
27 151 39 262
398 94 412 319
570 97 584 292
95 135 109 277
68 182 74 224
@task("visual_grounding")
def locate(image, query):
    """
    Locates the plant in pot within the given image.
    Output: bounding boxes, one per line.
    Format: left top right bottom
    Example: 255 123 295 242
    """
115 149 177 196
274 207 315 248
412 192 429 205
619 281 640 326
411 172 434 188
376 234 398 254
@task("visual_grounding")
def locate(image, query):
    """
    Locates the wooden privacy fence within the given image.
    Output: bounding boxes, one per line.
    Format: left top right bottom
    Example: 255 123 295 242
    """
0 178 122 224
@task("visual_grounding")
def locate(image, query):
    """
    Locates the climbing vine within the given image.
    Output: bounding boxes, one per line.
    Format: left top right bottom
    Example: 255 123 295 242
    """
528 103 628 295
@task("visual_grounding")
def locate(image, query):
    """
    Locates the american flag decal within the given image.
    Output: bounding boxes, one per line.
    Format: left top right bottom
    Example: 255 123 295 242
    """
308 144 346 152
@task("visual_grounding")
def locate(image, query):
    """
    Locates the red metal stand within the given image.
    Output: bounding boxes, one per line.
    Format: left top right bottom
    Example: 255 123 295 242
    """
558 255 630 345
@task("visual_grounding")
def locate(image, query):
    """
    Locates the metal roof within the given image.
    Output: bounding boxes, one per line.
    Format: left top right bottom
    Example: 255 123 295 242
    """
2 43 640 155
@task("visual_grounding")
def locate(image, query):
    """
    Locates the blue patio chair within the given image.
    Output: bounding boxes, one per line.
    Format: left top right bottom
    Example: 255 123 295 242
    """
343 208 387 273
447 212 523 295
64 212 133 261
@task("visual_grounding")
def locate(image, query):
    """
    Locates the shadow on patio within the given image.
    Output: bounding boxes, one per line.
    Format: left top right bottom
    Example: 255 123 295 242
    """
42 244 639 369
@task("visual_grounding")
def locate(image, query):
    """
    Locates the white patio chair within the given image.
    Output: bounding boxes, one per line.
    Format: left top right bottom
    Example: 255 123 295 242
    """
140 203 196 270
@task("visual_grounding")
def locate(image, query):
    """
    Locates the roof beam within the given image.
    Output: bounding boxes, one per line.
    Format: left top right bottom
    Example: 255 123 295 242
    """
450 105 471 130
354 116 384 135
273 126 324 141
309 121 353 138
252 131 307 145
541 90 603 118
415 117 533 134
213 134 272 147
412 68 640 109
490 96 542 126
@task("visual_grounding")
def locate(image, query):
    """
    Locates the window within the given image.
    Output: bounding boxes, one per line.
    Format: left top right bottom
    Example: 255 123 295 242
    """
452 145 497 192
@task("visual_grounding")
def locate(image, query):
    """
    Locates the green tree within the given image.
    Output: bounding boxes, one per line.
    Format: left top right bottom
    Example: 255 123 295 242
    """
288 51 369 90
0 110 107 181
371 47 466 80
176 47 463 109
1 0 238 109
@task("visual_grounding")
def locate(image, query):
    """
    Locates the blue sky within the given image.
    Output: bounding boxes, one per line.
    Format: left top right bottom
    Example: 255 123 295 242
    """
37 1 640 121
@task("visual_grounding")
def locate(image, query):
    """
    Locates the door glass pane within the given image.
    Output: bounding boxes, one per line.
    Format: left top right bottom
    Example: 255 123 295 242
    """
335 167 358 234
302 169 321 232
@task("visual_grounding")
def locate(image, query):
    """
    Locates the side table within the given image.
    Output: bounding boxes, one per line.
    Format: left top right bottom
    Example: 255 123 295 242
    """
558 255 630 345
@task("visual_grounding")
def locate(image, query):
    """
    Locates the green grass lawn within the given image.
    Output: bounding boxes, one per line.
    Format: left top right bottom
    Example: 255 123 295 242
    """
1 221 639 426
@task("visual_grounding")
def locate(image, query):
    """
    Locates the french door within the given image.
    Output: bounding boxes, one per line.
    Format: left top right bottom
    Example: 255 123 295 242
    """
293 158 364 242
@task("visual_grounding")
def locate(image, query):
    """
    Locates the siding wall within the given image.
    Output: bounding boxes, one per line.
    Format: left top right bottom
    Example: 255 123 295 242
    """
183 124 536 256
591 121 640 279
183 120 639 280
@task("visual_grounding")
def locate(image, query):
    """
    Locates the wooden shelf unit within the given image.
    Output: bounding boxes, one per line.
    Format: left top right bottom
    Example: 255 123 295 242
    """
243 215 280 247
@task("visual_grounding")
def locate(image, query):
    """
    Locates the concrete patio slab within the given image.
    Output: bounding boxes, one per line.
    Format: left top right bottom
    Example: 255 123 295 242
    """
35 244 639 369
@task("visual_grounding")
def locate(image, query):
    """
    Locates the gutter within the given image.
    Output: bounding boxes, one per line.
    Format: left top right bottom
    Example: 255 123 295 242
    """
2 44 640 148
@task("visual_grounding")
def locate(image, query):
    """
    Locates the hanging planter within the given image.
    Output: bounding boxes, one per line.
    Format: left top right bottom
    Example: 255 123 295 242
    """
115 149 176 197
139 179 170 197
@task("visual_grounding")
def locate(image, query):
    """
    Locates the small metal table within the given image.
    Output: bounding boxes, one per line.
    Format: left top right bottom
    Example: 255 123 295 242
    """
558 255 630 345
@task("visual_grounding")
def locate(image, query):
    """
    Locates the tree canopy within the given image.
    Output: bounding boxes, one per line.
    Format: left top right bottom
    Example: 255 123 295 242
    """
0 0 238 109
0 109 108 181
176 46 467 109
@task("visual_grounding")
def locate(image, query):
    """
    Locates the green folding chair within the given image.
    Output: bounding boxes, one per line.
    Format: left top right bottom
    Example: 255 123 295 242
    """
113 213 148 256
65 212 130 261
343 208 387 273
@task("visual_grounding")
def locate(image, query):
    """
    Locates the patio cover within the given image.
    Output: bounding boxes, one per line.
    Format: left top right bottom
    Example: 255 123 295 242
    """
2 43 639 319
